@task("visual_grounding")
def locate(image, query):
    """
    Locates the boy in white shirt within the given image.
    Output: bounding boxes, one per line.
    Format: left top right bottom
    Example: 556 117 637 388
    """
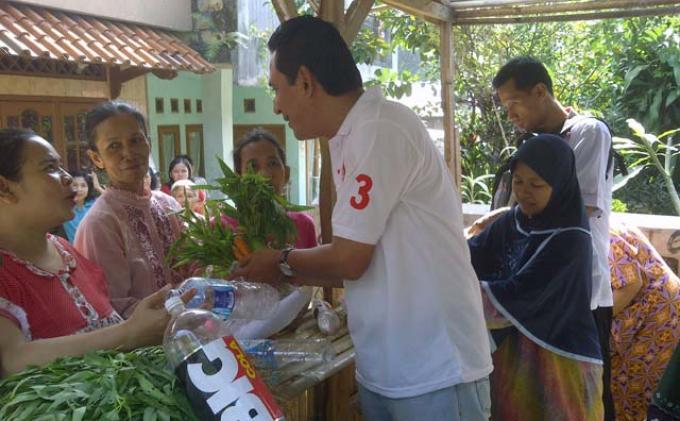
231 16 492 420
469 56 615 420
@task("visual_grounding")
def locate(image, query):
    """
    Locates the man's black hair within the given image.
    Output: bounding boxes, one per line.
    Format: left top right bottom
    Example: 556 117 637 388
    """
268 15 362 96
493 56 554 95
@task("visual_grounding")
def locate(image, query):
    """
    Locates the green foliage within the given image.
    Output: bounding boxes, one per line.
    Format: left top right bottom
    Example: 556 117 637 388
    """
169 158 311 275
611 198 628 213
348 9 679 213
203 30 249 61
0 347 197 420
460 174 495 204
614 119 680 215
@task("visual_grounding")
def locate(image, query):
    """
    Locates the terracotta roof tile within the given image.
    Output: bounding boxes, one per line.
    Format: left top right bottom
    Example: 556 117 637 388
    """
0 1 214 73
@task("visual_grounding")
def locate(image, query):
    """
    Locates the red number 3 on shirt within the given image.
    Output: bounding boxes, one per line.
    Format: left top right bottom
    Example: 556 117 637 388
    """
350 174 373 210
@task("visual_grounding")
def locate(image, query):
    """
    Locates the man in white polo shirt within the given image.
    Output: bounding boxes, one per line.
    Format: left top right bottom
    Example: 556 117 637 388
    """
231 16 493 420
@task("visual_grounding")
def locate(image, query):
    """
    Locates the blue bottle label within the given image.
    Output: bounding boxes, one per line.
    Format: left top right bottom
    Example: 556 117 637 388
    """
212 285 236 318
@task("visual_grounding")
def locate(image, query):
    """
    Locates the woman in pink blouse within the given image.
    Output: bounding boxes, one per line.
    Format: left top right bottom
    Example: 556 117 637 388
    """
75 102 184 318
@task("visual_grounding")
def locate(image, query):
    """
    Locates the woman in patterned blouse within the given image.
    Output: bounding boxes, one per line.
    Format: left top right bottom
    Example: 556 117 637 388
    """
608 222 680 420
75 101 185 318
0 128 179 377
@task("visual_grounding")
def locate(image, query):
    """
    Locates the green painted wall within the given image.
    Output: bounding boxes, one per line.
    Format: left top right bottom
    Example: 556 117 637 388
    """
202 66 234 183
145 72 305 204
232 85 306 204
146 71 205 181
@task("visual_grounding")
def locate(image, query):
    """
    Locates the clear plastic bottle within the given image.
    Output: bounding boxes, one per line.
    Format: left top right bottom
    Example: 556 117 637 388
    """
163 294 285 421
177 277 281 320
237 338 336 370
312 299 342 336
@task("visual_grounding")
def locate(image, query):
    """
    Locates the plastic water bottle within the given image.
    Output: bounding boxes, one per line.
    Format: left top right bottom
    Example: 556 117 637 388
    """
238 339 336 370
312 300 342 336
177 277 280 320
163 294 285 421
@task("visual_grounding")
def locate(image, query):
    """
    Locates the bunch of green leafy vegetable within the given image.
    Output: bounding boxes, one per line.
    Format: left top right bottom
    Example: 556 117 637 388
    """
168 158 310 275
0 346 197 421
167 199 237 278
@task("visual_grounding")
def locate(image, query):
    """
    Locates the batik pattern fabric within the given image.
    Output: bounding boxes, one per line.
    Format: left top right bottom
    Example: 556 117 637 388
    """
609 224 680 421
74 188 183 317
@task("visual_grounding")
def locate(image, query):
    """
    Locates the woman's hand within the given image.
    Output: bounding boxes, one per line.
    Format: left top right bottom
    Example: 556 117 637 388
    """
122 285 197 349
91 171 106 194
465 207 511 239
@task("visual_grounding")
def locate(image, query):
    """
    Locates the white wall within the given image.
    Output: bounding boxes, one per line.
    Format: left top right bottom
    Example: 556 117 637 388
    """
13 0 192 31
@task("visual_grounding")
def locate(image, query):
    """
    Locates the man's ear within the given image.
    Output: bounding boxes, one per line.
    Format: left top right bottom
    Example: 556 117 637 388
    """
0 176 18 204
87 149 105 170
297 66 315 97
533 83 549 100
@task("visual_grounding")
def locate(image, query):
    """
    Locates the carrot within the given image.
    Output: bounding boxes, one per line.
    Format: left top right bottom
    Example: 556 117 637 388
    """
233 236 251 257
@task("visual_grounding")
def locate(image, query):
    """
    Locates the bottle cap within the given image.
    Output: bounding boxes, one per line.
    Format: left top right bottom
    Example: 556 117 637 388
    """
165 294 185 313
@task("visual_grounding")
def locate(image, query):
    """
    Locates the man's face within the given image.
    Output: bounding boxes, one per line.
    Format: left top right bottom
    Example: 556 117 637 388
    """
496 79 546 132
269 52 314 140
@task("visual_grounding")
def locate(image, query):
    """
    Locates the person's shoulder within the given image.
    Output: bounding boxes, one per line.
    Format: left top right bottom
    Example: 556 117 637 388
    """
80 194 117 223
151 190 181 211
288 211 315 228
569 115 611 137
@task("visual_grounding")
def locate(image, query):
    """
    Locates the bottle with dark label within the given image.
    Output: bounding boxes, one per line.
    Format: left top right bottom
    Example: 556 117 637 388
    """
163 294 285 420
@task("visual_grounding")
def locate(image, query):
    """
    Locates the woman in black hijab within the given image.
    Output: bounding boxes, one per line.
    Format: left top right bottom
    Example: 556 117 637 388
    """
468 134 603 420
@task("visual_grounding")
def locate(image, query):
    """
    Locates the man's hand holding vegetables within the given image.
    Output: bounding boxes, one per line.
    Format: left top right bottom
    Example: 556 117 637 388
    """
230 236 374 288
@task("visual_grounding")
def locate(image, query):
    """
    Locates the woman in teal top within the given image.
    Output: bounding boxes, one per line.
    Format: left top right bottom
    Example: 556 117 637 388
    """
63 171 97 242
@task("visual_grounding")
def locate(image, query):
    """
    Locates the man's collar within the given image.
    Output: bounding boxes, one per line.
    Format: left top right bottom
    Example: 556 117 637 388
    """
335 87 382 137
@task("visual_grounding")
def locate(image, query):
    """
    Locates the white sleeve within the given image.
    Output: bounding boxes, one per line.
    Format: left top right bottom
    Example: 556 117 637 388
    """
570 119 611 214
331 120 418 245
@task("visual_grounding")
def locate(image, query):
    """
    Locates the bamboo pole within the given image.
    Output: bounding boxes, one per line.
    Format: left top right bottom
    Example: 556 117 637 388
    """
439 20 462 188
320 0 346 35
453 4 680 24
344 0 376 45
447 0 551 8
453 0 680 19
271 0 299 22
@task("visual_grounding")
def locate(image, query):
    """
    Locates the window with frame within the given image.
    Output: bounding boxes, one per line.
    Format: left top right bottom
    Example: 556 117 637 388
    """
155 98 164 113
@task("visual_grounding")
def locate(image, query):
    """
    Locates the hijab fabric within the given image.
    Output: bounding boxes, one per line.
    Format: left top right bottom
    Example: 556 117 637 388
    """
469 134 601 363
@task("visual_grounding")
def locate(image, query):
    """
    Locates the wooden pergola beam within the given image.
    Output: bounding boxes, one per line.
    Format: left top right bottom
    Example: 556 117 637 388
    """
454 4 680 24
453 0 680 19
439 21 461 187
271 0 299 22
344 0 376 45
380 0 453 22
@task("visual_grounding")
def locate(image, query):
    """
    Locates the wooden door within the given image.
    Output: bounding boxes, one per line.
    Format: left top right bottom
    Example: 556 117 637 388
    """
158 125 181 181
0 98 102 173
60 102 98 172
233 124 286 150
0 100 57 146
185 124 205 177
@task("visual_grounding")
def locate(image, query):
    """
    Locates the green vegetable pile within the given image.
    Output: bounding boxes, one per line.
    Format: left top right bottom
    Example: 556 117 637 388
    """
0 346 197 421
168 158 310 277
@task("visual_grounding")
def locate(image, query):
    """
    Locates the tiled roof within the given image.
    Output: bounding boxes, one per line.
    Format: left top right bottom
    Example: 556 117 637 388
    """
0 1 214 73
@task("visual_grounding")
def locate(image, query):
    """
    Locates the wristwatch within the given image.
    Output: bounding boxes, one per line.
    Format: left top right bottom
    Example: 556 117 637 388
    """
278 247 295 277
